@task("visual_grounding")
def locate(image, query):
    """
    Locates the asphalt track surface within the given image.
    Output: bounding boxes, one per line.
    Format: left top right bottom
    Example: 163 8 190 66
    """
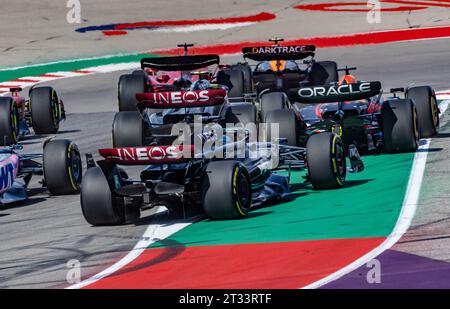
2 0 450 67
1 1 450 289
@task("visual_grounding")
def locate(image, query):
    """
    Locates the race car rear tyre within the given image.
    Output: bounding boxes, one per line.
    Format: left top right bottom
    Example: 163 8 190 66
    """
0 97 19 146
407 86 439 138
260 92 286 122
217 69 245 100
112 111 146 147
381 99 419 153
231 64 253 93
264 109 298 146
30 87 60 134
225 103 257 125
44 139 82 195
309 61 338 86
132 70 148 78
202 160 251 219
118 74 146 112
307 132 346 189
81 167 125 226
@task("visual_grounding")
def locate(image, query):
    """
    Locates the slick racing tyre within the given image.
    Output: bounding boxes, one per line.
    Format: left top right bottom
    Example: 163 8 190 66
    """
264 109 298 146
30 87 60 134
309 61 338 86
118 73 146 112
230 64 253 93
260 92 286 122
112 111 146 147
0 97 19 146
381 99 419 153
44 139 82 195
81 166 125 226
307 132 346 189
407 86 439 138
131 69 148 78
217 69 245 100
224 103 257 126
202 160 251 220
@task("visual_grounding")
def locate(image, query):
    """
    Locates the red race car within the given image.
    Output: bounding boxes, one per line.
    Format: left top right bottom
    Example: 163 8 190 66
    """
0 86 66 146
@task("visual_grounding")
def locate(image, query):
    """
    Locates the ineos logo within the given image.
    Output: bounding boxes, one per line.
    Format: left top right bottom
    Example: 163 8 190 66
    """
117 146 180 161
152 90 210 105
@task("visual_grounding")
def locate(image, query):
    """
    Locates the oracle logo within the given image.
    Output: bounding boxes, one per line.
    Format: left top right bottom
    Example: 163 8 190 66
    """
298 82 372 97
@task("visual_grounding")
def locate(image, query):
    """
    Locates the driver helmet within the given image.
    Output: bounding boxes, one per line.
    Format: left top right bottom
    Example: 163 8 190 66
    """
190 79 210 91
173 77 192 89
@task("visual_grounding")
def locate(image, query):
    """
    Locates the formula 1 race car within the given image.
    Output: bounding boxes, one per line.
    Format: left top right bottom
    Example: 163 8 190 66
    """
112 51 261 148
80 128 354 226
230 38 338 96
189 39 341 147
0 86 66 146
117 43 208 112
288 69 439 153
0 139 82 205
220 38 338 114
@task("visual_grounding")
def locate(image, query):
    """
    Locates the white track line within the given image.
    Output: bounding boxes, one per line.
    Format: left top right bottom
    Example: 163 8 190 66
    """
69 97 449 290
303 97 450 289
0 63 140 97
68 209 197 289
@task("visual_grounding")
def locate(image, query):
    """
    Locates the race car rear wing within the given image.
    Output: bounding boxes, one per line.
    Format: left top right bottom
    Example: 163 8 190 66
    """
242 45 316 61
99 145 195 165
289 81 382 103
141 55 220 71
136 89 226 108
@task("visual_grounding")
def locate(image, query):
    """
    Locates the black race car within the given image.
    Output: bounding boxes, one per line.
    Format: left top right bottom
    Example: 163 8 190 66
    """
81 130 356 226
112 52 261 148
288 70 439 153
80 83 362 225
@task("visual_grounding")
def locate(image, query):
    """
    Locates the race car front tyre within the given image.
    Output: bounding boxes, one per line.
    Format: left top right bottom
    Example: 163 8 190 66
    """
118 73 146 112
264 109 298 146
112 111 146 147
0 97 19 146
30 87 60 134
307 132 346 189
260 92 286 122
309 61 338 86
81 167 125 226
217 69 245 100
202 160 251 220
407 86 439 138
381 99 419 153
44 139 82 195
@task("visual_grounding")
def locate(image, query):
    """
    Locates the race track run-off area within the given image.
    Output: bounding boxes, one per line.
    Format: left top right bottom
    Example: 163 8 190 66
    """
2 1 450 289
